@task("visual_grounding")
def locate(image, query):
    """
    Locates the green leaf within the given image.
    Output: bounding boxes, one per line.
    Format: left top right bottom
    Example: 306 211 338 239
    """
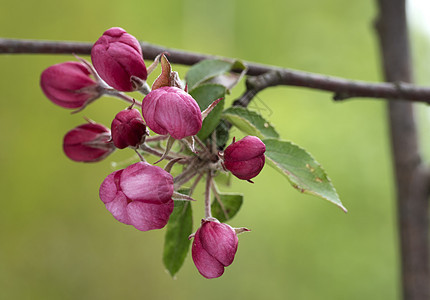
215 119 230 149
162 199 193 277
263 138 346 212
223 107 279 139
204 60 247 91
186 59 233 90
189 84 226 141
213 170 232 187
211 193 243 222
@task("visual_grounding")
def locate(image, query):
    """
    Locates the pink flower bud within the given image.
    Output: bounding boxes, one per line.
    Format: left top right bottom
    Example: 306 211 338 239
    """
223 136 266 180
91 27 147 92
120 162 174 204
141 86 202 140
191 219 238 279
99 162 174 231
40 61 98 109
111 108 147 149
63 122 115 162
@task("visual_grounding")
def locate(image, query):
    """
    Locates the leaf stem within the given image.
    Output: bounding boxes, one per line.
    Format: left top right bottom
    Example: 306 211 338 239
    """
102 88 142 107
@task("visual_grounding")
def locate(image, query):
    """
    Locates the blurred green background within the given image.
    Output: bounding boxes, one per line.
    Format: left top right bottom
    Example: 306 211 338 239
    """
1 0 429 299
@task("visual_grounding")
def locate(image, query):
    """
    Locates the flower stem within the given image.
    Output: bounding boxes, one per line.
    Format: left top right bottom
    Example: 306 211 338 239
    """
134 149 146 162
102 88 142 107
140 144 189 162
189 172 204 196
205 171 212 219
194 135 216 161
210 179 229 220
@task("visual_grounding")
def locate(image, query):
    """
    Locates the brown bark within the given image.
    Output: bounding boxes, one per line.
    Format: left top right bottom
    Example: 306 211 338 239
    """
375 0 430 299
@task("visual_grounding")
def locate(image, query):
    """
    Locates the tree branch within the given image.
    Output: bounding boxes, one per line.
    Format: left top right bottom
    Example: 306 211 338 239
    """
2 38 430 103
375 0 430 299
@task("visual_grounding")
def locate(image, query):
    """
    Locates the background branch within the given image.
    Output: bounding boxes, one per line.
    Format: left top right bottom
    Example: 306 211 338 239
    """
375 0 430 299
2 38 430 103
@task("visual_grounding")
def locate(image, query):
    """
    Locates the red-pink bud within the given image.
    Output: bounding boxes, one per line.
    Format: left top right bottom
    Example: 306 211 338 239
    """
191 220 238 279
223 136 266 180
111 108 147 149
99 162 174 231
40 61 98 109
91 27 147 92
63 122 115 162
120 162 174 204
141 86 202 139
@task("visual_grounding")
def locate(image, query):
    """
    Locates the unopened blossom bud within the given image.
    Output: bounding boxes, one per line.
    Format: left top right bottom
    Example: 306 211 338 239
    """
141 86 202 140
99 162 174 231
111 108 148 149
91 27 147 92
191 219 238 279
63 122 115 162
223 136 266 180
40 61 99 109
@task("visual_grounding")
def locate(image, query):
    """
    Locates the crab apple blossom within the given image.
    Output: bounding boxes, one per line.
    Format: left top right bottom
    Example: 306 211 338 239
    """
99 162 174 231
119 162 174 204
63 122 115 162
91 27 147 92
141 86 202 140
40 61 99 109
223 136 266 181
111 108 148 149
191 219 238 279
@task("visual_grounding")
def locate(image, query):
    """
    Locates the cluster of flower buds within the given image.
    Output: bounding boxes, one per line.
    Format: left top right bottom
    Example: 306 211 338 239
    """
40 27 267 279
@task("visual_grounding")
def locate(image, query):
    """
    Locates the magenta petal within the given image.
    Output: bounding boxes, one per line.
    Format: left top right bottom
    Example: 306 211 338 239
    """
224 136 266 161
105 191 132 225
154 91 202 140
199 221 238 266
224 136 266 180
99 170 132 225
120 162 173 204
99 169 123 204
141 87 202 139
224 155 266 180
111 108 147 149
64 123 114 163
141 89 169 135
192 227 225 279
40 61 97 109
91 27 147 92
126 199 174 231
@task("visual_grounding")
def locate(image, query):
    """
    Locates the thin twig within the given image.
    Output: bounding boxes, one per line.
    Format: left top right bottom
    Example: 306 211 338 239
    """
2 38 430 103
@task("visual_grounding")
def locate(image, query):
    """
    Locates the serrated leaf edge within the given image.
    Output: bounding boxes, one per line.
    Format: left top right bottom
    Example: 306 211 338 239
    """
263 138 347 213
